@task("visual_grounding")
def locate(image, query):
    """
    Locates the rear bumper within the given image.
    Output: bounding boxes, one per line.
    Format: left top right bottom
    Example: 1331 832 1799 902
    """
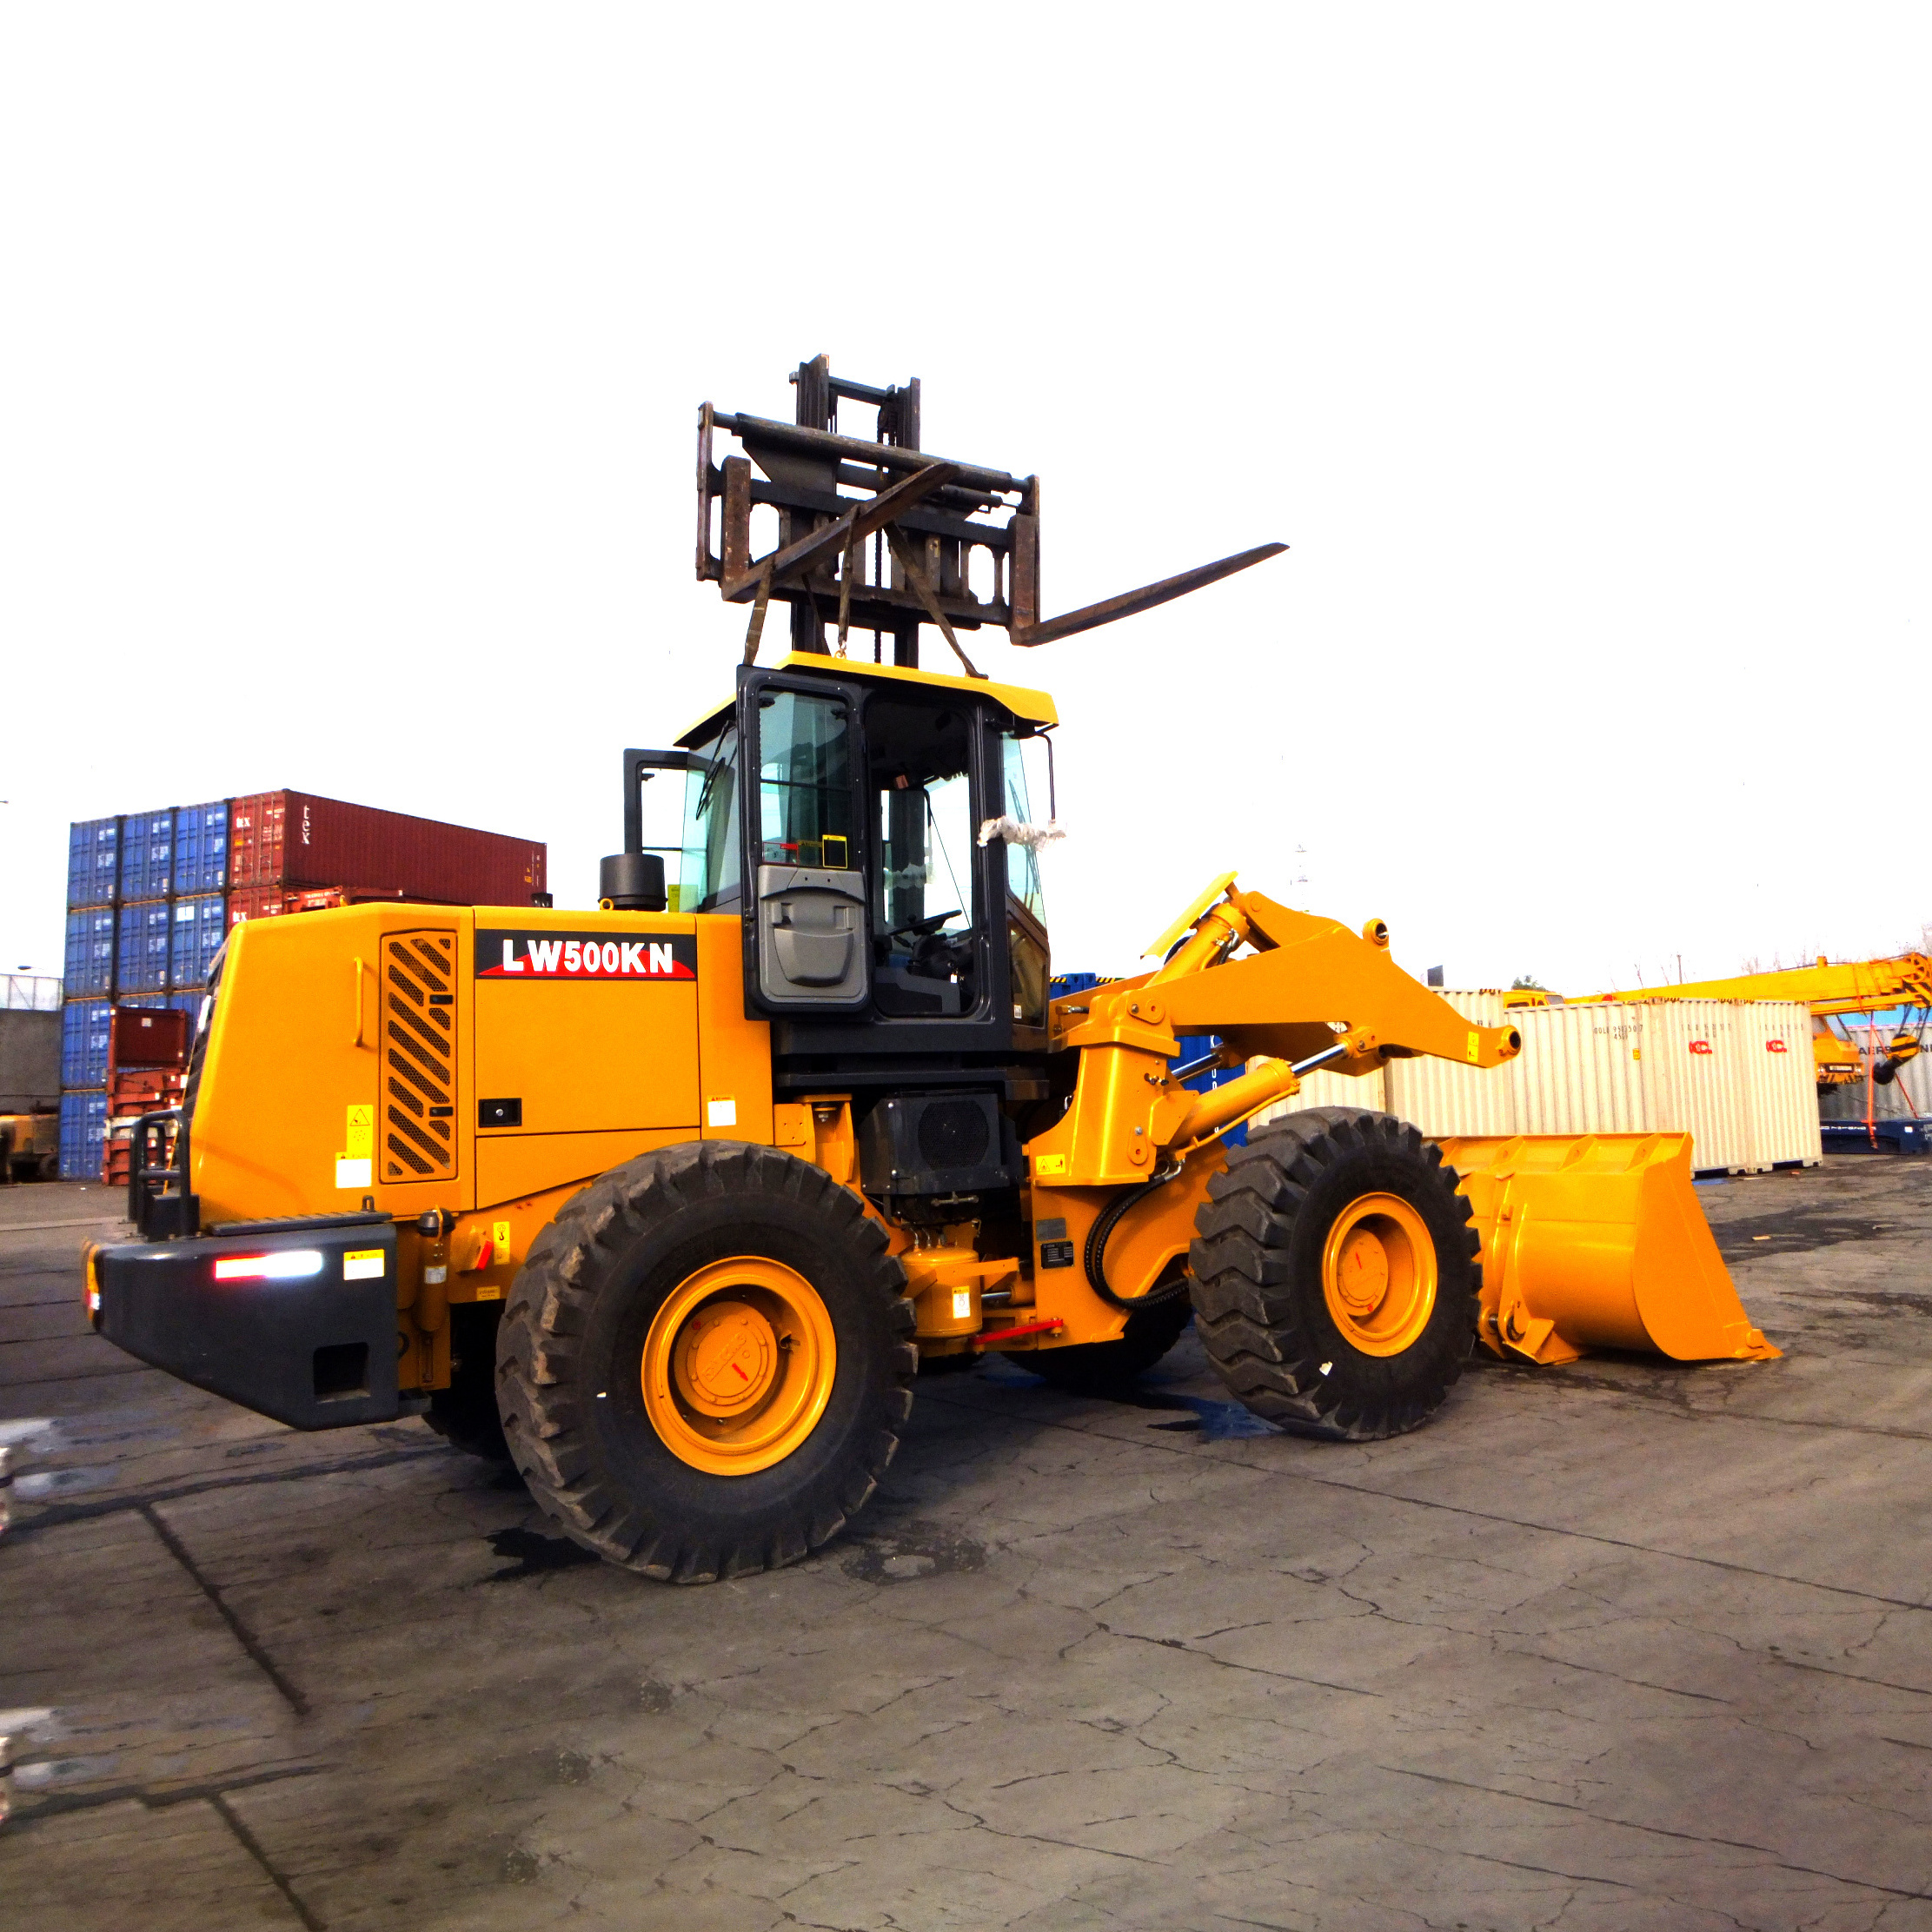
88 1218 402 1430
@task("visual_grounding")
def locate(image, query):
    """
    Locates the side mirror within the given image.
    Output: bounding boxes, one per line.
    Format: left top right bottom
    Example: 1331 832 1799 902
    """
599 853 667 913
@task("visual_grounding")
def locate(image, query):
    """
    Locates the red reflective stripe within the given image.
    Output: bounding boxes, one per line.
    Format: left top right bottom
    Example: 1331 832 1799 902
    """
973 1318 1066 1348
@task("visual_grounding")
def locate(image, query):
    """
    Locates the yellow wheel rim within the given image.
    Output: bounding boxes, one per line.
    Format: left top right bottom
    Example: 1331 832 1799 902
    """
1319 1192 1437 1357
641 1257 836 1475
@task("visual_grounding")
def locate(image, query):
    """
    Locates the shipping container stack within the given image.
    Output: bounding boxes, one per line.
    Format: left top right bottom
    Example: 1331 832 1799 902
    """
62 793 545 1178
61 802 228 1177
225 791 546 929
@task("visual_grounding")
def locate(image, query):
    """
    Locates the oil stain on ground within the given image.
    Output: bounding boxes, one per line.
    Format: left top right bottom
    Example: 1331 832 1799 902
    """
841 1521 987 1583
483 1526 602 1582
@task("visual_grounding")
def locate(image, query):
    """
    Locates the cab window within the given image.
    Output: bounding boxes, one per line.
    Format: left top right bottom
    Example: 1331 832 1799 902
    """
869 699 979 1017
757 690 854 870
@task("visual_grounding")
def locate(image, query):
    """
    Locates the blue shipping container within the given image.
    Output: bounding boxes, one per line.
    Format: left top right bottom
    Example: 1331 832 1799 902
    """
174 800 229 894
169 990 208 1022
116 901 174 993
67 818 121 909
118 808 176 903
169 893 227 990
60 999 113 1088
59 1090 108 1182
63 907 117 996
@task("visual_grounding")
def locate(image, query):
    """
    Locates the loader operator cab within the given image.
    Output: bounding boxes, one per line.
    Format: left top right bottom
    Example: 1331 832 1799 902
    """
616 655 1054 1079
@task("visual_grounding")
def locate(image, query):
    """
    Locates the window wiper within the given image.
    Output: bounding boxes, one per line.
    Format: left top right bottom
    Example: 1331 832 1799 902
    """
694 734 734 818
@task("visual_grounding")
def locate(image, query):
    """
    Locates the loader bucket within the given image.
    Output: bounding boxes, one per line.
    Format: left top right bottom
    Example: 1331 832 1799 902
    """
1435 1132 1781 1367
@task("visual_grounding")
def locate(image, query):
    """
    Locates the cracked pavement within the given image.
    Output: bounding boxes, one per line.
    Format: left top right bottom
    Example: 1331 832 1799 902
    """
3 1157 1930 1929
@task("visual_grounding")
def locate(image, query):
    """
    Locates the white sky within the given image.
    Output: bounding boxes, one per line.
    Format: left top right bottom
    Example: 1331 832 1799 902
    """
3 7 1926 996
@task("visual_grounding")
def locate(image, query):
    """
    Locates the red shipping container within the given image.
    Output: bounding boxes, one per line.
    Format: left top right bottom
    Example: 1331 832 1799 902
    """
103 1065 186 1184
107 1006 189 1077
228 884 289 929
282 885 346 914
229 791 544 904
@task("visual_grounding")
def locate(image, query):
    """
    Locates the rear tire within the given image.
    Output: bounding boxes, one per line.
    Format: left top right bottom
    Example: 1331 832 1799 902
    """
1189 1107 1478 1440
496 1140 916 1583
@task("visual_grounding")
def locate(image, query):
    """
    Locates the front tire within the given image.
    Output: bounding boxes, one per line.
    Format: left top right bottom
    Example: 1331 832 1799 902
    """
1188 1108 1478 1440
495 1141 916 1583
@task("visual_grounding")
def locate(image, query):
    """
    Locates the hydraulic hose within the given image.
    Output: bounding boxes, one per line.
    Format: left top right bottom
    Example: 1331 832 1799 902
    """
1083 1165 1192 1313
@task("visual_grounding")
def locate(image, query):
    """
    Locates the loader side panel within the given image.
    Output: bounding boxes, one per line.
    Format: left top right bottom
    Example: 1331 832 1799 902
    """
470 917 707 1204
190 906 467 1225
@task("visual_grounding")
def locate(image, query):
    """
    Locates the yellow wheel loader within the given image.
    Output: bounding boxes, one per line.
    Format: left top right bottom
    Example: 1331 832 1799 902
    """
84 361 1776 1583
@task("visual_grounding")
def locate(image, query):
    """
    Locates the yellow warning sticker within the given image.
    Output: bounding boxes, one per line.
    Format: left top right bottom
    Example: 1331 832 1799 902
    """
342 1249 384 1281
345 1105 374 1159
1033 1153 1066 1177
492 1220 512 1252
1465 1031 1480 1064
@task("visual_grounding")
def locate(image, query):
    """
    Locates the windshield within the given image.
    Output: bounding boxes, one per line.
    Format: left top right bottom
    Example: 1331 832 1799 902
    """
634 719 742 913
1000 731 1050 924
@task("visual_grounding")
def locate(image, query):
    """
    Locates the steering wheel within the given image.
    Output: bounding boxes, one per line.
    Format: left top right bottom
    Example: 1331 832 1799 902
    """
888 910 961 941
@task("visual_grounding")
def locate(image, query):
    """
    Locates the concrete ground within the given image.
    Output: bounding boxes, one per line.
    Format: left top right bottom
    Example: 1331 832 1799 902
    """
3 1157 1930 1931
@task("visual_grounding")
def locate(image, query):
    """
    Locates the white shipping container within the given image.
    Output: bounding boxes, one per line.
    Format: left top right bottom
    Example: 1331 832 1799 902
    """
1251 1061 1386 1125
1733 1001 1824 1168
1509 1002 1650 1136
1383 990 1515 1137
1241 989 1816 1174
1630 999 1756 1172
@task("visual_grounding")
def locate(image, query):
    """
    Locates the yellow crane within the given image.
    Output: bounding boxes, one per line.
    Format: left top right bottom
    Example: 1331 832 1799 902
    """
1588 956 1932 1089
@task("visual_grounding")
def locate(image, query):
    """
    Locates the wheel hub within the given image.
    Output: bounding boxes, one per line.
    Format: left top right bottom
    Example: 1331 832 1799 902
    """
1320 1192 1438 1357
1333 1226 1391 1313
641 1258 837 1476
675 1300 779 1417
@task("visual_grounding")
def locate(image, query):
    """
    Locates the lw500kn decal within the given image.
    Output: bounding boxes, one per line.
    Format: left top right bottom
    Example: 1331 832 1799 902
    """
475 930 697 981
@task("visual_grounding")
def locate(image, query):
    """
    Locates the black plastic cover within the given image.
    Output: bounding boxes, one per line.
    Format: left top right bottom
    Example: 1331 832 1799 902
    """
600 851 667 912
858 1092 1017 1197
94 1220 400 1431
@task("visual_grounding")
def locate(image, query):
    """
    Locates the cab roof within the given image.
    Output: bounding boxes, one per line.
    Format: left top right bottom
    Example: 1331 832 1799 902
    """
676 652 1059 747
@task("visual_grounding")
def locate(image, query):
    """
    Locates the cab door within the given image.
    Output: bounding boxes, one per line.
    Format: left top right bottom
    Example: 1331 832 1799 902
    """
743 677 872 1015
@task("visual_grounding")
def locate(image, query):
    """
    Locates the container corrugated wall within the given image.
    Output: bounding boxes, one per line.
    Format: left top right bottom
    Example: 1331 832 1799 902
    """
1636 999 1756 1172
63 909 116 997
1510 1003 1650 1135
116 902 174 994
1245 990 1816 1175
60 999 112 1089
118 809 176 903
58 1090 107 1180
1384 990 1514 1136
233 790 546 903
169 894 228 990
67 820 119 908
173 801 229 895
1734 1001 1823 1167
1255 1062 1389 1125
